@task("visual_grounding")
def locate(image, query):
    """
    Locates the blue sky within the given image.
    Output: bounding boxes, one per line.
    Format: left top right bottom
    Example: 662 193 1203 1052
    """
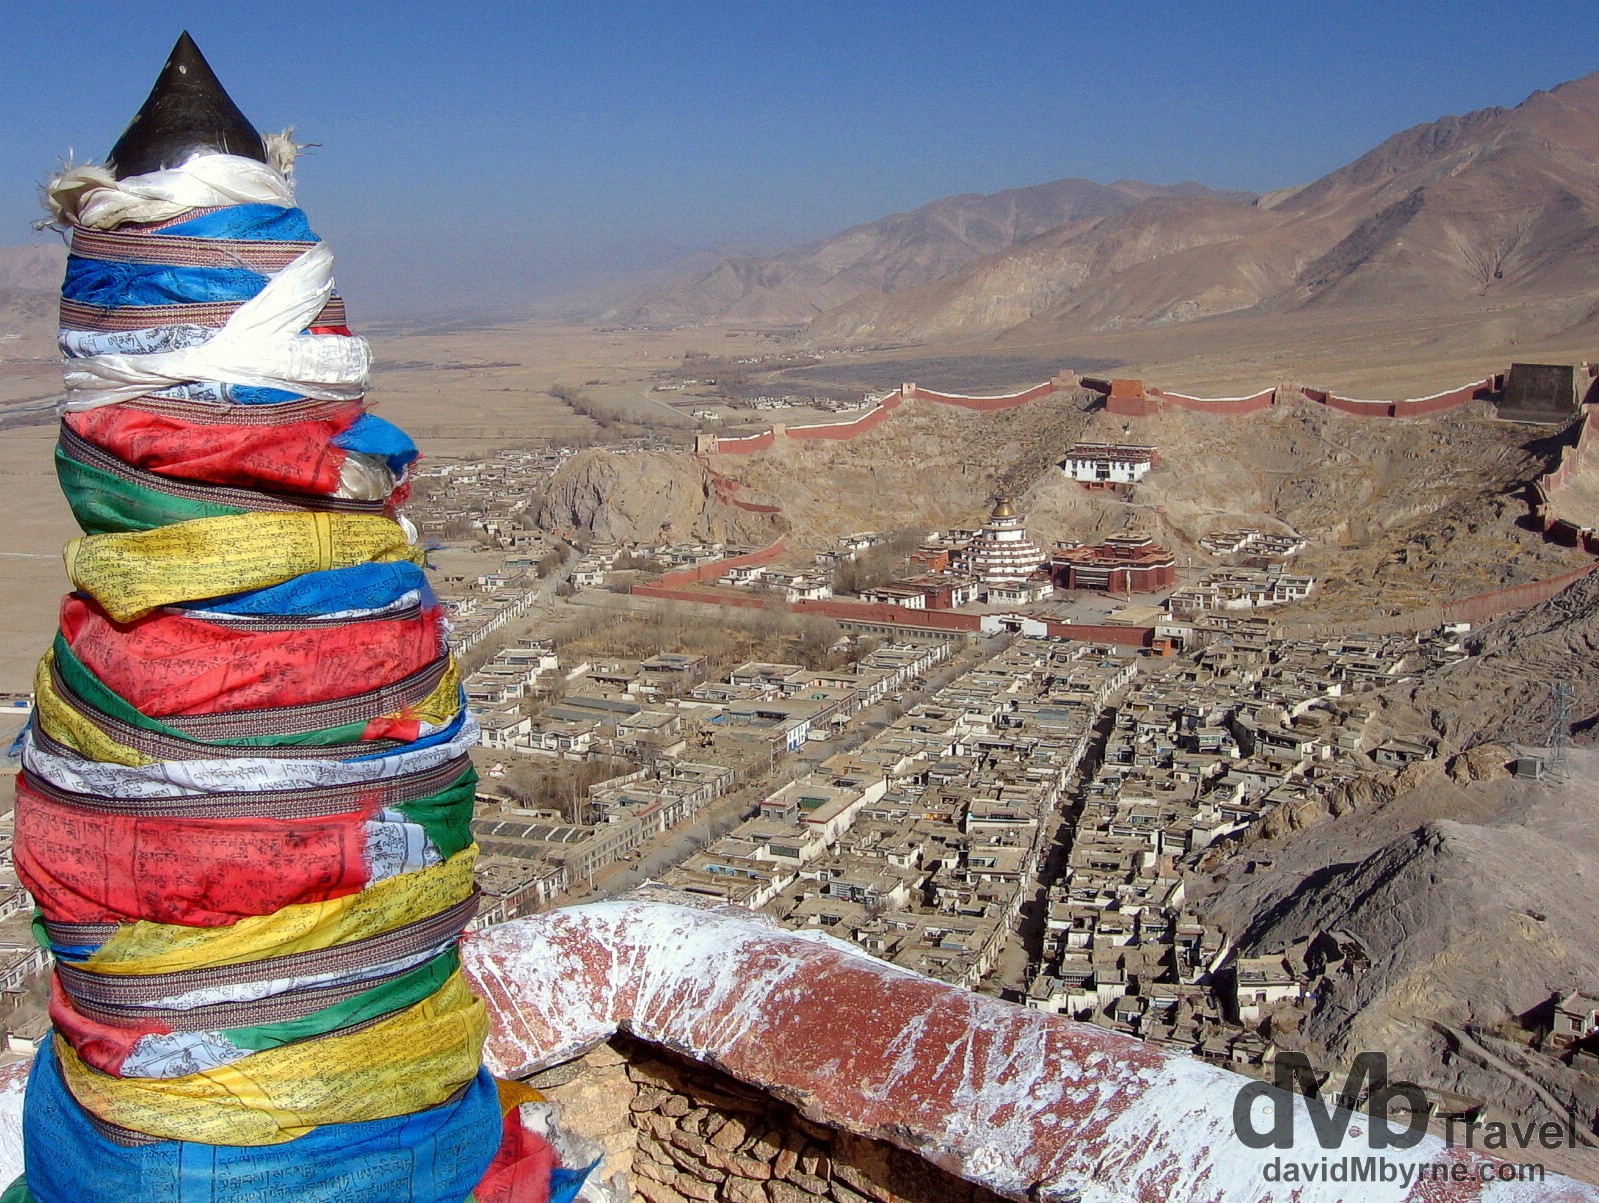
4 2 1597 312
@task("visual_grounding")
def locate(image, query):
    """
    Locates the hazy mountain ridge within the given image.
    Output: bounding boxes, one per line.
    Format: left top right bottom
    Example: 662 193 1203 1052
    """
802 71 1599 344
601 178 1253 327
809 194 1291 340
1270 74 1599 215
0 244 63 355
0 243 65 293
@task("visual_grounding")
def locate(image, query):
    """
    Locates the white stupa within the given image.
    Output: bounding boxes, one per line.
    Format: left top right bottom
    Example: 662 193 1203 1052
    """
967 496 1045 585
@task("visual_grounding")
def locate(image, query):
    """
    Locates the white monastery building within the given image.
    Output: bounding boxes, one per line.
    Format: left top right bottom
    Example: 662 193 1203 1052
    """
1060 443 1156 486
965 497 1046 586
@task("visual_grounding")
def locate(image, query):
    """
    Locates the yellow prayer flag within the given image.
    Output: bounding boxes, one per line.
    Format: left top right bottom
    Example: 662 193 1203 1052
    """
56 971 488 1145
65 512 426 622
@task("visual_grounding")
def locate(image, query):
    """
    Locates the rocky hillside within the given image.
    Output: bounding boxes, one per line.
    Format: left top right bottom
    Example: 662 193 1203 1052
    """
602 179 1251 327
1381 565 1599 751
535 393 1106 549
801 72 1599 346
536 390 1583 620
715 393 1102 549
1226 809 1597 1050
753 391 1577 611
1194 755 1599 1180
537 448 785 547
1097 396 1577 617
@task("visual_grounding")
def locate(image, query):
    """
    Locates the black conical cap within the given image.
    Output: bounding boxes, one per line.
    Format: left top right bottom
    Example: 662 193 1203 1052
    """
106 32 267 178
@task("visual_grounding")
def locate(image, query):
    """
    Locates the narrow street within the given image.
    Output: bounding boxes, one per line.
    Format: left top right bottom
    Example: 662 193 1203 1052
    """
586 786 758 899
983 690 1123 1000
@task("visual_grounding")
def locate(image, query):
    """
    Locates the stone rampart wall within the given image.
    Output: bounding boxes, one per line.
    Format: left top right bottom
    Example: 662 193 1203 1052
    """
1441 561 1599 624
630 584 772 610
707 371 1501 455
1301 378 1496 418
1041 620 1153 647
714 430 777 454
793 598 978 631
1533 405 1597 535
785 393 904 440
1146 387 1277 415
908 381 1056 411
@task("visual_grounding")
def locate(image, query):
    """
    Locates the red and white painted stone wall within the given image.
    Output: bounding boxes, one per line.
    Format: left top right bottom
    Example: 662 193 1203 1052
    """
458 899 1599 1203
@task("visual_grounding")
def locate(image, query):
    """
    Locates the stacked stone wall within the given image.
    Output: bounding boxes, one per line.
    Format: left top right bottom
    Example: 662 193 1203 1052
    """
534 1040 1011 1203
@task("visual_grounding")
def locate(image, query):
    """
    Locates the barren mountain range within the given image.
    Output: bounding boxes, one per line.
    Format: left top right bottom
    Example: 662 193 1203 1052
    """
618 72 1599 350
10 71 1596 355
603 178 1250 327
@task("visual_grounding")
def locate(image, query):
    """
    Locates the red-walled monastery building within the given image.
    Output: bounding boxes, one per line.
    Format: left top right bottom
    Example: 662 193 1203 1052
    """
1051 535 1177 593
